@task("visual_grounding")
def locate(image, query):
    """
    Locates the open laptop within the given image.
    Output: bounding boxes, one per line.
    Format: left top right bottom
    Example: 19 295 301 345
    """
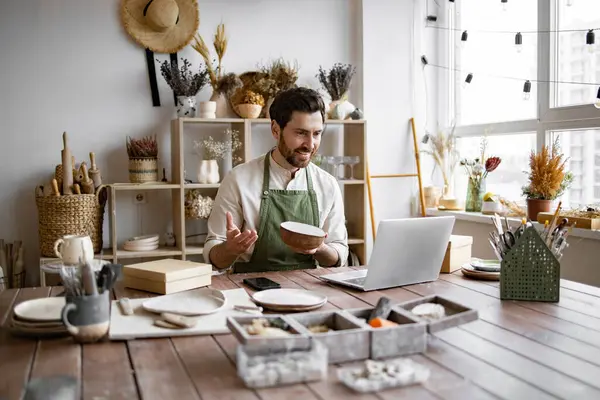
320 216 455 291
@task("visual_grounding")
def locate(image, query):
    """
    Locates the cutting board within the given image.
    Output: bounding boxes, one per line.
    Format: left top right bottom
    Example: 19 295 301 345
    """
109 288 258 340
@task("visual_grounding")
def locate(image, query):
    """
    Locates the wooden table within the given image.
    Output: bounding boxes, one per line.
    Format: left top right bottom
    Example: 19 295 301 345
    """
2 267 600 400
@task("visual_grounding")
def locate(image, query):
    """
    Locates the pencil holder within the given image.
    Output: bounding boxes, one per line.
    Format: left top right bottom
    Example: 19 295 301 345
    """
500 226 560 302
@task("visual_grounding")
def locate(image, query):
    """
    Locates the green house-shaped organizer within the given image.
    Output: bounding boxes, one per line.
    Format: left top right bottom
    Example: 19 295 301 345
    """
500 226 560 302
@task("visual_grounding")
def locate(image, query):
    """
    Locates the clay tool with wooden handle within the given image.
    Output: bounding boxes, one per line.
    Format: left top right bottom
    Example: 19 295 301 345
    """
61 132 73 194
80 163 95 194
73 183 81 194
89 152 102 188
51 179 61 196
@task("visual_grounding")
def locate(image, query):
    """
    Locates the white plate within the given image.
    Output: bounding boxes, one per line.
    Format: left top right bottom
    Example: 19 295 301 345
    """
280 221 325 237
13 297 66 322
127 234 160 244
123 243 159 252
41 259 110 273
142 287 227 316
252 288 328 308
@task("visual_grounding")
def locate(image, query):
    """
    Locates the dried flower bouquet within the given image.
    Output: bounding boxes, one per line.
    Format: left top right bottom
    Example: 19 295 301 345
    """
159 58 210 97
126 135 158 158
316 63 356 101
193 129 243 164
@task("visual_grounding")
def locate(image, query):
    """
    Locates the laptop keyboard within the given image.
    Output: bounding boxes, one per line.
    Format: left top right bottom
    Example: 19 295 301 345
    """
344 277 366 285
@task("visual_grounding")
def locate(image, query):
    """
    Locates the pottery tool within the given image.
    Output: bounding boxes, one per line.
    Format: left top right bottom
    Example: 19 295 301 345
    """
88 152 102 187
73 184 81 194
35 186 44 197
161 168 167 182
61 132 73 195
74 164 85 184
51 179 61 196
368 297 393 322
80 163 95 194
118 298 134 315
545 201 562 245
160 312 198 328
54 164 63 191
154 319 184 329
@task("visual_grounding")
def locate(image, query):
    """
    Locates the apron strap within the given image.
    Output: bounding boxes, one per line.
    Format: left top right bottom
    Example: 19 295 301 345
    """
262 150 315 193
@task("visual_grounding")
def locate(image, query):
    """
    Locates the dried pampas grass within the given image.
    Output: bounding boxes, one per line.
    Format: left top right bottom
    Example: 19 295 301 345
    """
522 137 573 200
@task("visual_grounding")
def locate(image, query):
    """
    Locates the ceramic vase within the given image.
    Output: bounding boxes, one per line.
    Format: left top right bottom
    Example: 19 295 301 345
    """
328 99 355 120
176 96 197 117
197 160 220 184
199 101 217 119
465 178 486 212
235 104 262 119
210 91 235 118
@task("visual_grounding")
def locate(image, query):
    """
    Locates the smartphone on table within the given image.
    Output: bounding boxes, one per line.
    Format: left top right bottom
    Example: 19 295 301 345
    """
243 277 281 291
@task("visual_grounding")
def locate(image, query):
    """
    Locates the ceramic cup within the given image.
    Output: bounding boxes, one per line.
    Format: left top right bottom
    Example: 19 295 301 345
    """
53 234 94 265
61 291 109 343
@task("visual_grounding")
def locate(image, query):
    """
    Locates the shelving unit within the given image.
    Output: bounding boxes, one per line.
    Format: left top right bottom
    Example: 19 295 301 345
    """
40 117 368 266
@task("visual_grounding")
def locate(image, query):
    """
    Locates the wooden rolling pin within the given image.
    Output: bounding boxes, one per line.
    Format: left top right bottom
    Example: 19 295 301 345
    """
80 163 95 194
61 132 73 194
89 152 102 188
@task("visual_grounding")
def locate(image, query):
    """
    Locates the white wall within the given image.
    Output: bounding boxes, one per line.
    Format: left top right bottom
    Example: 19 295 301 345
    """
0 0 364 284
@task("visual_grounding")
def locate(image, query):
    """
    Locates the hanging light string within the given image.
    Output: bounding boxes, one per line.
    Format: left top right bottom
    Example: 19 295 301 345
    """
420 55 600 86
426 25 600 35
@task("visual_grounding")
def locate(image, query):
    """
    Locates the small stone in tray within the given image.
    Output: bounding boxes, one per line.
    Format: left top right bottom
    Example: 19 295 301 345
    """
308 324 333 333
245 318 294 337
338 358 430 393
410 303 446 320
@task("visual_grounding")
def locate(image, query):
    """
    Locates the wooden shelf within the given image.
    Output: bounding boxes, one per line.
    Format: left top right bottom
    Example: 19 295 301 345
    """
104 118 367 265
110 183 179 190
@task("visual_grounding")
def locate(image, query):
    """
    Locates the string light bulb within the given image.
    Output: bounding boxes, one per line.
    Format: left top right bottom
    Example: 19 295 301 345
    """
523 80 531 100
566 0 574 6
461 30 468 48
501 0 508 11
594 87 600 109
515 32 523 52
462 73 473 88
587 29 595 53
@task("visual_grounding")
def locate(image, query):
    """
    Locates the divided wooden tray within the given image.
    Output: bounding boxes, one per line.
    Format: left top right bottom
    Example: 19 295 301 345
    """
226 294 478 364
537 211 600 230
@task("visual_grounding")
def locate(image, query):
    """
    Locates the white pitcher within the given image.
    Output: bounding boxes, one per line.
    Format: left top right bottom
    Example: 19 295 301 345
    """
53 234 94 265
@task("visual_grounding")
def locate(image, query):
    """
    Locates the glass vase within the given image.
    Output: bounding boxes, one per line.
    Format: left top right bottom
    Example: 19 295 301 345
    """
465 178 486 212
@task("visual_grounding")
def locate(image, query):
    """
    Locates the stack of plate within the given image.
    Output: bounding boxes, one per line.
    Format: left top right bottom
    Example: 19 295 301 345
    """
461 258 500 281
8 297 68 337
123 234 160 252
251 288 328 312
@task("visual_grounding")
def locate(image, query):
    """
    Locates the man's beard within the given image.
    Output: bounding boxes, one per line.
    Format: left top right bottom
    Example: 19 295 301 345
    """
278 137 314 168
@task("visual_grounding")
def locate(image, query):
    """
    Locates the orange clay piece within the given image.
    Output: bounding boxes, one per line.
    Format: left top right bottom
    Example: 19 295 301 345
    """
368 317 398 328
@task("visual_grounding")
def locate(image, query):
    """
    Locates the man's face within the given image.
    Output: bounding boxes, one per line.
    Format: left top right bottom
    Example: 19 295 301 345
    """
273 111 323 168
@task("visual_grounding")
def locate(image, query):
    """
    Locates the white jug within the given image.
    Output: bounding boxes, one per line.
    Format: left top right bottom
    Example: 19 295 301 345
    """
53 234 94 265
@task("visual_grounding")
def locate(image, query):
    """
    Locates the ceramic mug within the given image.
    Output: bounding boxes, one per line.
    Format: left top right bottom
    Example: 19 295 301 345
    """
61 291 110 343
53 234 94 265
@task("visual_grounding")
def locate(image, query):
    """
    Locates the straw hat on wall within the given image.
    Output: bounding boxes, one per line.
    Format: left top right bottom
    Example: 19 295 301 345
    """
121 0 199 54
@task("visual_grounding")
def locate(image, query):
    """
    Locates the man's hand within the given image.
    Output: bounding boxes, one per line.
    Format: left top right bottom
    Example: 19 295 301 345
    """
223 212 258 256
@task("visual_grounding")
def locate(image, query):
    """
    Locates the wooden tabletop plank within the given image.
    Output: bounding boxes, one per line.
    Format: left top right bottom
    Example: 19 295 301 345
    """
424 336 555 400
560 279 600 298
460 320 600 388
437 327 600 399
82 342 138 400
0 287 51 400
0 289 18 327
171 335 260 400
478 306 600 367
439 274 600 332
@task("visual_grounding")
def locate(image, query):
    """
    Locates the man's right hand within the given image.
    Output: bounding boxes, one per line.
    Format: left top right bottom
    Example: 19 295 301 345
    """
223 212 258 256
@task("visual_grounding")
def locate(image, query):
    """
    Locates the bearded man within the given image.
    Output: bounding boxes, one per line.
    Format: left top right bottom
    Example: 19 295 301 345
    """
204 87 349 273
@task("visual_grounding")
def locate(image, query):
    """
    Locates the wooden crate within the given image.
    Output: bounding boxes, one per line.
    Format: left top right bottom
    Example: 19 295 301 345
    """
537 212 600 230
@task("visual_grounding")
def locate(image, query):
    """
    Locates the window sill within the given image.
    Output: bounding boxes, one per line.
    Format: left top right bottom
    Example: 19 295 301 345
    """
426 208 600 241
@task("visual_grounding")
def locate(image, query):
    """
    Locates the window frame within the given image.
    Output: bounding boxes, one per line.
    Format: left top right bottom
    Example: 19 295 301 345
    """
441 0 600 152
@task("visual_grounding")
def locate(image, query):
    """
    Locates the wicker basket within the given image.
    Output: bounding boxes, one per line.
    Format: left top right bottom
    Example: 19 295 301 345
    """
129 157 158 183
35 185 108 258
500 226 560 302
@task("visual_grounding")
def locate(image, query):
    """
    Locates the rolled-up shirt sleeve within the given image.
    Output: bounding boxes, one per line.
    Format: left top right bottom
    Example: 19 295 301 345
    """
321 180 349 267
203 171 243 265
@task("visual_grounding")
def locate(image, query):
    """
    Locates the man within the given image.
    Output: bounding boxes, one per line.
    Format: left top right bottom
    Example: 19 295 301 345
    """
204 87 348 273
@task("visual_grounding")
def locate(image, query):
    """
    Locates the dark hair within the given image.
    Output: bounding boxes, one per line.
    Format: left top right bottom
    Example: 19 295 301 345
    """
269 87 326 130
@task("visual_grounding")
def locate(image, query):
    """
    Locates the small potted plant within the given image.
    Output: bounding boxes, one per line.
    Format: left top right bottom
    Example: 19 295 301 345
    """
126 135 159 183
231 89 265 119
159 58 209 118
316 63 357 119
522 138 574 220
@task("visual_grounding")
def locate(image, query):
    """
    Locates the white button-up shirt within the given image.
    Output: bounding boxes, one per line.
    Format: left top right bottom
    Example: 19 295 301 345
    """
203 152 349 267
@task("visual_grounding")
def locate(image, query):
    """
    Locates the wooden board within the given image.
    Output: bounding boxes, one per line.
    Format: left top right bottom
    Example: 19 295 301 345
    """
537 212 600 230
108 288 258 340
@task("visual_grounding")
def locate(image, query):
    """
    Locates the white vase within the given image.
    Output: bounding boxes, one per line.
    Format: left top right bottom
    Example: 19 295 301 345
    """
210 91 235 118
176 96 197 117
199 101 216 119
328 99 355 120
197 160 220 184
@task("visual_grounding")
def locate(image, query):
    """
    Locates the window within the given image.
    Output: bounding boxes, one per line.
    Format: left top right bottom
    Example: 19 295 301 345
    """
455 133 536 203
442 1 600 209
454 0 538 125
555 0 600 108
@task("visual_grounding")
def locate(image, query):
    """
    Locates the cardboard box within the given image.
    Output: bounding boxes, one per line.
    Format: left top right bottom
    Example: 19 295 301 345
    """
440 235 472 273
122 259 212 294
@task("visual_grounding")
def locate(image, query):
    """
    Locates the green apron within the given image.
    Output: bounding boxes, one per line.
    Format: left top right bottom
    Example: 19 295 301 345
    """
234 151 320 273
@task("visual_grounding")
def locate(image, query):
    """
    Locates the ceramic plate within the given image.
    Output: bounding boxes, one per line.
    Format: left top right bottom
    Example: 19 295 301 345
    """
142 287 227 316
252 288 328 309
13 297 66 322
461 264 500 281
41 259 110 272
280 221 326 237
470 258 501 272
127 234 160 244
